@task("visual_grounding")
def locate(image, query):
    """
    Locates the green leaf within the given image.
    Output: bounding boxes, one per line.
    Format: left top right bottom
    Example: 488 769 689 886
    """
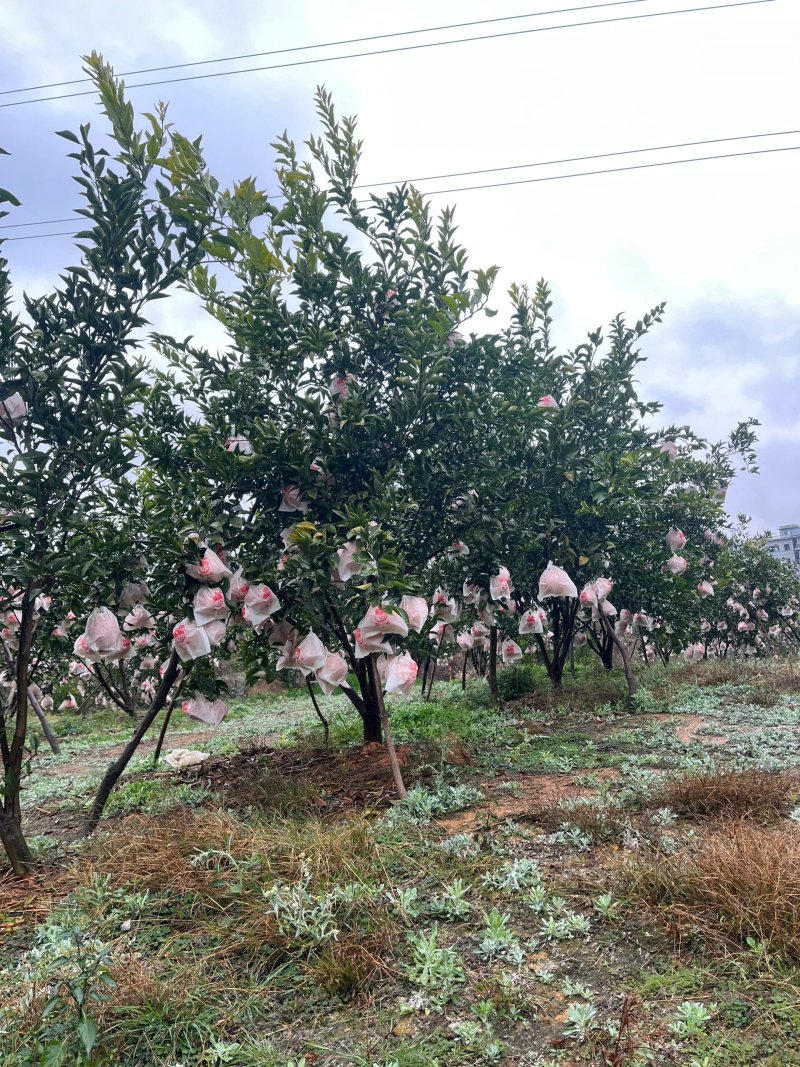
76 1015 98 1056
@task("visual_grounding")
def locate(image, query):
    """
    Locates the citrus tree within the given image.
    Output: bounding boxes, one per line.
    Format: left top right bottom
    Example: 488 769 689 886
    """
138 91 531 755
0 57 216 872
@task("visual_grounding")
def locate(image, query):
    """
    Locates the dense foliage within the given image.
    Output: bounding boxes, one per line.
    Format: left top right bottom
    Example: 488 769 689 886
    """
0 73 796 874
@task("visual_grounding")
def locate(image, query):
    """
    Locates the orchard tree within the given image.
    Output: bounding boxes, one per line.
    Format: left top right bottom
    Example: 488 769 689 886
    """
602 431 756 665
431 281 759 696
0 58 216 872
137 90 543 755
700 522 800 657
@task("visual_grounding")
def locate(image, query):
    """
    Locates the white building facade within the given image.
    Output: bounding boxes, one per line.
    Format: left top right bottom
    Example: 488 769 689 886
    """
767 524 800 573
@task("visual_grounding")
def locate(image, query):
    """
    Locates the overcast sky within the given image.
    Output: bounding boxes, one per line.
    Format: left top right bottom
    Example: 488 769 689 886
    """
1 0 797 533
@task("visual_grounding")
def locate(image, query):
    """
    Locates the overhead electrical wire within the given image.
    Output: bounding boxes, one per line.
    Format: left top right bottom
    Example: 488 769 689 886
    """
0 1 676 96
0 216 78 230
359 126 800 189
3 125 797 232
414 143 800 197
4 124 797 233
0 0 775 110
3 140 797 242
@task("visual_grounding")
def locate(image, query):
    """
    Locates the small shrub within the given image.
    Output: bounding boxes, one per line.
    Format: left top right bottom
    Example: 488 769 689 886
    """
496 663 541 701
104 778 210 817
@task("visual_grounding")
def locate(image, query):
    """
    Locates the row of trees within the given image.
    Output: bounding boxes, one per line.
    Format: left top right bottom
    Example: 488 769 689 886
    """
1 62 798 872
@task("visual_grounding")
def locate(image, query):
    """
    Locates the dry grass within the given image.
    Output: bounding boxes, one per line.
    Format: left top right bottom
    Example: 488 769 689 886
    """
517 670 627 716
655 769 795 822
83 809 402 995
665 657 749 689
309 928 397 996
664 656 800 699
89 809 385 893
628 822 800 958
215 766 323 816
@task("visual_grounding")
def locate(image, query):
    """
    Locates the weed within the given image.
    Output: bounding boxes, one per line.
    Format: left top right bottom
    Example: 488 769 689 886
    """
387 886 422 918
657 769 794 821
543 823 593 851
561 976 594 1000
629 822 800 957
539 911 590 941
474 971 537 1022
498 780 523 797
563 1002 599 1040
593 893 622 922
482 857 542 892
429 878 472 920
670 1000 717 1037
387 782 484 825
526 884 550 914
477 908 524 963
405 926 465 1007
438 832 480 859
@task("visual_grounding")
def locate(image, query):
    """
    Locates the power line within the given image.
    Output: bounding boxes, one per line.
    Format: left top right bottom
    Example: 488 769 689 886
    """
0 216 79 230
0 0 775 110
3 141 796 243
2 229 79 241
359 126 800 189
416 143 800 196
3 125 797 232
0 1 667 96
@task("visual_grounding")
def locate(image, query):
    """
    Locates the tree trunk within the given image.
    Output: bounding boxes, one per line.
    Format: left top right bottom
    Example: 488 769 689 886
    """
151 670 186 767
461 651 469 690
362 704 382 743
487 625 500 704
0 811 33 875
28 691 60 754
600 635 614 671
341 673 382 744
601 615 637 708
540 599 578 690
420 655 430 694
2 594 36 873
306 677 329 745
424 632 445 700
86 652 180 833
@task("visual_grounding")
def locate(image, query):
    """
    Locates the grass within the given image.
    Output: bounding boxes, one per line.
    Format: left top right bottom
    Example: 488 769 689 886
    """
6 660 800 1064
654 768 795 821
628 822 800 959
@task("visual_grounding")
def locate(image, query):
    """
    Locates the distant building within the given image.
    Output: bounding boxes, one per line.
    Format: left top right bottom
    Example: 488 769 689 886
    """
767 524 800 573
